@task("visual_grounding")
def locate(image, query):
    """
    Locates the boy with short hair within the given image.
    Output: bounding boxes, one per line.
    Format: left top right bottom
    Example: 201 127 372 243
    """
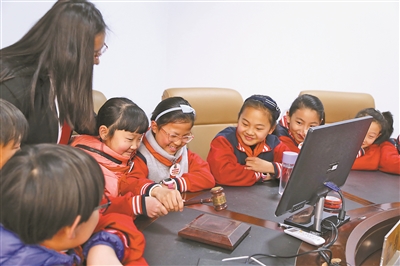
0 144 125 265
0 98 28 168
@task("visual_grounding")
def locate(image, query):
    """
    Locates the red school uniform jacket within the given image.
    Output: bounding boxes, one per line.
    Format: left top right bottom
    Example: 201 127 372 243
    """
278 135 300 154
352 141 400 175
118 148 215 197
274 117 301 153
352 144 380 171
94 212 148 265
207 127 289 187
379 141 400 175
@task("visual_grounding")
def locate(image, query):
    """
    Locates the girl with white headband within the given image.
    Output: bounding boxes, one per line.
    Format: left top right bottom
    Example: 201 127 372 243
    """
119 97 215 213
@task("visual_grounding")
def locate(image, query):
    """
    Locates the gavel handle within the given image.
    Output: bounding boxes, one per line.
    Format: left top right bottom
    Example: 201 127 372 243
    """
183 198 212 206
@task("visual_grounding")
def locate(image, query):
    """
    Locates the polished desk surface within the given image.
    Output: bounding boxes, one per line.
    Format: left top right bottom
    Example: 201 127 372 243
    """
136 171 400 266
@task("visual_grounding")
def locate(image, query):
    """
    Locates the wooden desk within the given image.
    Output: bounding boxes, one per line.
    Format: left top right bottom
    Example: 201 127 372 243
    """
341 170 400 205
137 171 400 265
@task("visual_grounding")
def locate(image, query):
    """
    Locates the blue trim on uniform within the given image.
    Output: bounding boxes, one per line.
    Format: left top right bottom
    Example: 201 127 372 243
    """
216 127 281 166
274 124 298 147
141 195 147 216
82 231 124 261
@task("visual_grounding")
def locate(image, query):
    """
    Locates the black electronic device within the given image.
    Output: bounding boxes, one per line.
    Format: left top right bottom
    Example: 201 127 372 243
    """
275 116 373 233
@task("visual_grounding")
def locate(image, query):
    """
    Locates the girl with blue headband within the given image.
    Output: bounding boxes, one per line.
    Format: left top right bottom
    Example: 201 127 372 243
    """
207 94 290 186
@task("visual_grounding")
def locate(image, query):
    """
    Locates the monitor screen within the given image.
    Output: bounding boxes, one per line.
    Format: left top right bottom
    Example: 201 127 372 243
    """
275 116 372 220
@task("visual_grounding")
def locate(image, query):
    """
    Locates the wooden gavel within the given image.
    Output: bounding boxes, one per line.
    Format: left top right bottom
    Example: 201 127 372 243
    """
183 186 227 211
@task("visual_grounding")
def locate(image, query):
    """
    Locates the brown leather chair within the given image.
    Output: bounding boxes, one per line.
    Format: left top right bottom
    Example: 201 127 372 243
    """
162 87 243 160
299 90 375 123
93 90 107 114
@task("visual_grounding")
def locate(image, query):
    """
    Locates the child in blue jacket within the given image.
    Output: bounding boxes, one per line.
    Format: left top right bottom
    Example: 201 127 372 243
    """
0 144 128 265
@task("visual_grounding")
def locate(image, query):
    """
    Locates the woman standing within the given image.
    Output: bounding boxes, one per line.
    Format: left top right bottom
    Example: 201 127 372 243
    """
0 0 108 144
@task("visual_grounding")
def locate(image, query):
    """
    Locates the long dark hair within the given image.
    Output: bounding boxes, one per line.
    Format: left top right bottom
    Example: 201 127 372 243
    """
0 0 107 133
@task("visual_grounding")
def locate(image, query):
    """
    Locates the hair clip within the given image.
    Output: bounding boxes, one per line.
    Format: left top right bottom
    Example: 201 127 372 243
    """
155 104 196 121
246 95 281 120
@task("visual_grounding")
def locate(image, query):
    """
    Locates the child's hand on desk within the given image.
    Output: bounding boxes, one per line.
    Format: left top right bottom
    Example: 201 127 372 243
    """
151 187 184 212
145 197 168 218
245 157 275 174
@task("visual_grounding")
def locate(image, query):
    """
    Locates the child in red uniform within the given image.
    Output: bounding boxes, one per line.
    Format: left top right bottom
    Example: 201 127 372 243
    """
207 95 290 186
274 94 325 153
379 135 400 175
71 97 168 218
352 108 399 175
1 100 145 265
119 97 215 212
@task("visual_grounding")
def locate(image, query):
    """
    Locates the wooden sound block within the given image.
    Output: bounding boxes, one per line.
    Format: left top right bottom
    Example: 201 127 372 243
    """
178 213 251 250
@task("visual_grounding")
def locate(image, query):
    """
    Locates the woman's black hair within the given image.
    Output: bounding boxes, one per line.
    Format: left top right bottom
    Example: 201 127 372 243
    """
356 108 393 144
96 97 149 137
0 0 107 134
0 144 104 244
151 97 196 128
288 94 325 125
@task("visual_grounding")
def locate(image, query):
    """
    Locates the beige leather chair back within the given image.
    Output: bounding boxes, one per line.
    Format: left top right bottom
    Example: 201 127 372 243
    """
93 90 107 114
162 87 243 160
299 90 375 123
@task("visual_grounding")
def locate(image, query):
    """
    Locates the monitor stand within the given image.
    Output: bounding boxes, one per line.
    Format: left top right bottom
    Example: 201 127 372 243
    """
283 197 350 235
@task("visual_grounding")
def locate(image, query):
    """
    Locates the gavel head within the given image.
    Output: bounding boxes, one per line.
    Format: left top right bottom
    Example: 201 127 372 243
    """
210 186 228 211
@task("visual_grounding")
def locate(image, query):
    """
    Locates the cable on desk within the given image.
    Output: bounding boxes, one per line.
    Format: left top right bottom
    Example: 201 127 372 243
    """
243 219 340 266
319 219 339 265
244 248 333 265
241 183 346 266
324 182 347 227
321 219 338 249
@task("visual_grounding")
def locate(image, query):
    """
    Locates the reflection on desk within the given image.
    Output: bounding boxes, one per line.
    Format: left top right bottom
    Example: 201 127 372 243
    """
136 170 400 265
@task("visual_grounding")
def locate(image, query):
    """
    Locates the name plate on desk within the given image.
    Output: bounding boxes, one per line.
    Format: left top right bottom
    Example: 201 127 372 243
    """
178 213 251 250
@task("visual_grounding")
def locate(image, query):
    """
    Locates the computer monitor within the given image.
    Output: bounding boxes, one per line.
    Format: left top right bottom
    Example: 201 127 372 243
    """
275 116 373 233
